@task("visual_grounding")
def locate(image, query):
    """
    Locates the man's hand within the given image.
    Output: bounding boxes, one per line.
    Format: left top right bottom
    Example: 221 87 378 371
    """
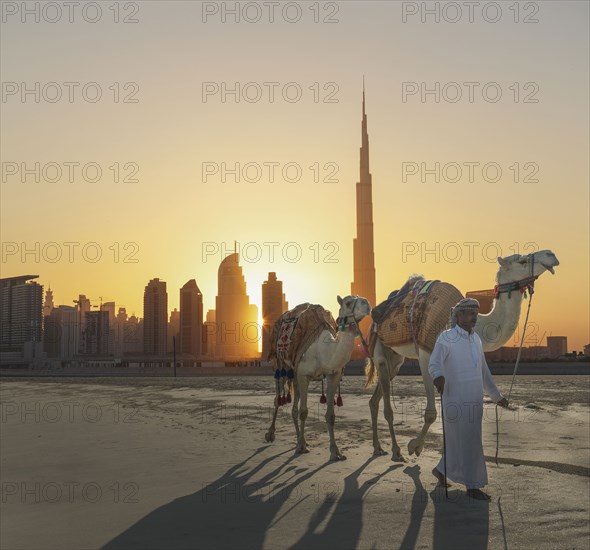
433 376 445 395
497 397 509 408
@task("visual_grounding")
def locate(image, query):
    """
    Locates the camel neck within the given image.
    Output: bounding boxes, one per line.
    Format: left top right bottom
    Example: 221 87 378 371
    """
477 291 524 351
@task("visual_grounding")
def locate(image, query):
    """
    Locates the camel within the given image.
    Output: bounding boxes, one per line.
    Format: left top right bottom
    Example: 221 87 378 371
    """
265 295 371 461
365 249 559 462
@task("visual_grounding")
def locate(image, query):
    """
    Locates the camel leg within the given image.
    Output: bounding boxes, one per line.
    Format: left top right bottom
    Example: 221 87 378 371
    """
291 377 300 441
296 375 310 454
408 349 437 457
264 393 280 443
369 382 386 456
325 372 346 461
377 358 406 462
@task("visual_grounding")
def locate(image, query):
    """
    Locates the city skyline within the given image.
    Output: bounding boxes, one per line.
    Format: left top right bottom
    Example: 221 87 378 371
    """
4 269 584 357
2 2 589 352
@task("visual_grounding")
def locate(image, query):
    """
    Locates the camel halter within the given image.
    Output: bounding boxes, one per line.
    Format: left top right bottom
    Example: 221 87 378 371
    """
495 255 536 465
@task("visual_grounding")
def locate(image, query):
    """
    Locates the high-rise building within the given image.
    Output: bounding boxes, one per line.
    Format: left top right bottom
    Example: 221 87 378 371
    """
100 301 116 355
547 336 567 358
44 305 79 360
204 309 216 358
101 301 116 326
262 272 288 359
466 289 495 314
0 275 43 359
179 280 203 358
143 278 168 356
168 308 180 353
215 253 259 360
83 310 112 355
351 82 377 342
124 314 143 354
113 307 128 358
43 286 54 318
74 295 91 354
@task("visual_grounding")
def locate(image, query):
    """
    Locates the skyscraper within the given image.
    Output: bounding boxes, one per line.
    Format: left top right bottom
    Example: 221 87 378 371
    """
351 82 377 336
74 294 91 354
44 305 79 360
143 278 168 356
179 280 203 359
168 308 180 353
43 286 54 317
262 272 288 360
0 275 43 359
215 253 259 360
84 310 112 356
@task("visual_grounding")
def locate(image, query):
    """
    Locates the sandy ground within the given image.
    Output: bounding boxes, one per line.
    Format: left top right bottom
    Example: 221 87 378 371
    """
1 375 589 550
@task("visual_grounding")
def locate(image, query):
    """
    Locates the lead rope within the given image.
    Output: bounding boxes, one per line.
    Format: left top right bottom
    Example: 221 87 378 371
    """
495 257 536 465
441 390 448 499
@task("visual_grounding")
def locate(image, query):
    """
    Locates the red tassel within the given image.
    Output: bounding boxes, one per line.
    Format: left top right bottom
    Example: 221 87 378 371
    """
336 395 343 407
320 394 327 404
287 392 292 403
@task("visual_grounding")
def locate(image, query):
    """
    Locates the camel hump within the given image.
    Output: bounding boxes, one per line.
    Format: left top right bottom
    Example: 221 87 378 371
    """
376 280 463 353
268 303 337 368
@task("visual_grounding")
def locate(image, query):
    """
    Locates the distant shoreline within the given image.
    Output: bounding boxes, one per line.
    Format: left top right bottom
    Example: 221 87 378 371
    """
1 361 588 378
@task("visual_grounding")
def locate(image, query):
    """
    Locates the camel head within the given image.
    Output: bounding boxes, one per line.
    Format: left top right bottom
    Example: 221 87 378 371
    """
496 249 559 285
336 295 371 327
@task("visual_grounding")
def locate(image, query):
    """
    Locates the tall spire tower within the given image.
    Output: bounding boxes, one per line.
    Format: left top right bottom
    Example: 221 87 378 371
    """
351 79 376 319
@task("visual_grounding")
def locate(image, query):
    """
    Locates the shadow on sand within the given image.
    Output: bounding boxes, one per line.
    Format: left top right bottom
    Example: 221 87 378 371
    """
399 465 490 550
103 448 399 550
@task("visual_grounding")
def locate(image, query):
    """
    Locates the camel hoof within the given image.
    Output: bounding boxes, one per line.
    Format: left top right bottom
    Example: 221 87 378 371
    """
373 447 388 457
408 438 418 456
391 453 407 463
265 432 275 443
330 453 347 461
296 445 310 454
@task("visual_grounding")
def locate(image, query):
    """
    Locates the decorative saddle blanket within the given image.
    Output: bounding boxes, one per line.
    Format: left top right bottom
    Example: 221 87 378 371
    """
376 280 463 353
269 303 337 367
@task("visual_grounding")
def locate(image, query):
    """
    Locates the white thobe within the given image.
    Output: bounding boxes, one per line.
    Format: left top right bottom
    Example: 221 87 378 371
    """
428 325 504 489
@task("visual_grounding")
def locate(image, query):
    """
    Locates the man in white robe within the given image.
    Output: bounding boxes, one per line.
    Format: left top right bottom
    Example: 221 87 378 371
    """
428 298 509 500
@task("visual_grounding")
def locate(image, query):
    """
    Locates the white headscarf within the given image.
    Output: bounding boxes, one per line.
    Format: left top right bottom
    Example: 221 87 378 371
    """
451 297 480 327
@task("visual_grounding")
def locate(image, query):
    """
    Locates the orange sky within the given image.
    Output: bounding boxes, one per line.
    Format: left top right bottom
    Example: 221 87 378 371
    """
1 1 588 352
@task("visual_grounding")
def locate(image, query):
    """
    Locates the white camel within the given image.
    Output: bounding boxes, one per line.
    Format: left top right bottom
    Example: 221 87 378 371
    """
265 295 371 461
366 250 559 461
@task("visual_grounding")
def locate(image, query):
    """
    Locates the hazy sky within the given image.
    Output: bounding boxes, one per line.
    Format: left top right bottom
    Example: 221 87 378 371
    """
1 1 589 350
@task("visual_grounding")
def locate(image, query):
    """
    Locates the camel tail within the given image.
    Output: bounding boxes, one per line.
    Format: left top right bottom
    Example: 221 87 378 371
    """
364 323 379 388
